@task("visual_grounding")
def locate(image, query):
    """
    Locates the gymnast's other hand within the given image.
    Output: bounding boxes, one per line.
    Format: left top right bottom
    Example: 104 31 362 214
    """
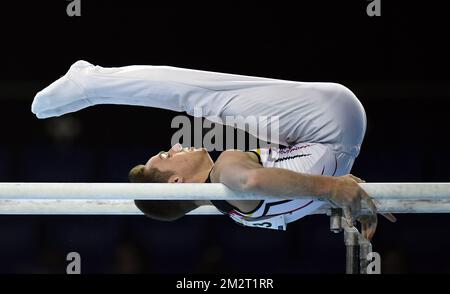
328 174 396 237
358 210 397 241
328 174 377 226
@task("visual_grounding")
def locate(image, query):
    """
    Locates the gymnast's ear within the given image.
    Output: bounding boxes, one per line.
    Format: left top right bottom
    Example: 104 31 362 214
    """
168 175 184 183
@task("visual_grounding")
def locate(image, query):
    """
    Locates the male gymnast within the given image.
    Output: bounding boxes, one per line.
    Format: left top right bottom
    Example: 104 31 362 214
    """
31 60 395 240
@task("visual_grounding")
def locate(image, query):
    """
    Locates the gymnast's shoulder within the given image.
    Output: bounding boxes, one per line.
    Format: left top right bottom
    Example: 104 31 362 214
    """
210 149 262 183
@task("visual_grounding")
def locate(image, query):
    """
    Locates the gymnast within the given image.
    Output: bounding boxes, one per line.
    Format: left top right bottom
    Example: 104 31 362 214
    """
31 60 395 239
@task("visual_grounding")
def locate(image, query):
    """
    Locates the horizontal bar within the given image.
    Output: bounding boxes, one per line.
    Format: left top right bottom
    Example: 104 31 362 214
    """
0 183 262 200
0 200 221 215
1 199 450 215
0 183 450 215
0 183 449 200
358 183 450 200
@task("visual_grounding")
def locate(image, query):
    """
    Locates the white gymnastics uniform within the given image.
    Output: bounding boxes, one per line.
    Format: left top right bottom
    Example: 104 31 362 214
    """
32 61 367 229
223 143 346 230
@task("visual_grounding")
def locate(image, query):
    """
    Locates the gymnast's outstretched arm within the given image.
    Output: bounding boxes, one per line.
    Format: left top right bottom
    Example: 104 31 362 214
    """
211 150 377 224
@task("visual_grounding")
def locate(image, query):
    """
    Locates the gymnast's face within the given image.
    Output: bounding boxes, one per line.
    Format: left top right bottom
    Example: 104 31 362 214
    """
144 143 213 183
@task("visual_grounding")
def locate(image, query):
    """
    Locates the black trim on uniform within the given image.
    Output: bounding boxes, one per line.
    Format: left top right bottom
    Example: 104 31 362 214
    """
246 150 263 166
332 156 338 176
210 200 237 214
205 168 234 214
275 153 311 163
210 200 262 215
205 168 212 183
261 200 291 216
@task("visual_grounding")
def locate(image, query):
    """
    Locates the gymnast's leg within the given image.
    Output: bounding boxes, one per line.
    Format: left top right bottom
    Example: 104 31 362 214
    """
32 60 364 148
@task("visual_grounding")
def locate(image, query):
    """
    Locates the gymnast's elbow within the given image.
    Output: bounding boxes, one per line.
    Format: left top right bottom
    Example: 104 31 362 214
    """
239 169 264 193
134 200 198 222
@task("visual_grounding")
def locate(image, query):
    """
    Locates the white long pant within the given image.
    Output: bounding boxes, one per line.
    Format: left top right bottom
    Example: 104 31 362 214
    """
32 61 367 169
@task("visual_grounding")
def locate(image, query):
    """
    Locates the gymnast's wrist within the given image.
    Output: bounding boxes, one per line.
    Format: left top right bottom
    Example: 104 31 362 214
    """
309 174 336 201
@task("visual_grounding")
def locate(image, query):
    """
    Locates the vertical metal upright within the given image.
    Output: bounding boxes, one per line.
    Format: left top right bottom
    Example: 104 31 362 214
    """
329 208 373 274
